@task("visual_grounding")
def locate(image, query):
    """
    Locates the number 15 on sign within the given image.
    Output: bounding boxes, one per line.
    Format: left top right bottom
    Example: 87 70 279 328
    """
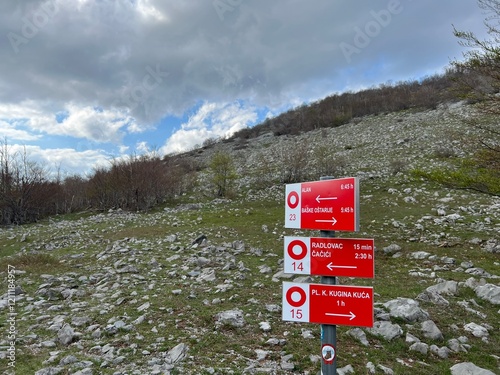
282 283 310 322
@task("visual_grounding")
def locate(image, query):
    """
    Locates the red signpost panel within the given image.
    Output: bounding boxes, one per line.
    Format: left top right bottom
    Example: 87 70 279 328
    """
285 177 359 231
283 282 374 327
284 236 374 278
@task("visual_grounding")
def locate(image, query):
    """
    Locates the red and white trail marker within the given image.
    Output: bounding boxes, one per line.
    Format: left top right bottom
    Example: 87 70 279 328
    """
284 236 374 278
282 282 374 327
285 177 359 231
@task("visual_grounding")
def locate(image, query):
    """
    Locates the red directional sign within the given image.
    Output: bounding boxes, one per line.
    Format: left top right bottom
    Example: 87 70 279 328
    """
285 177 359 231
282 282 374 327
284 236 374 278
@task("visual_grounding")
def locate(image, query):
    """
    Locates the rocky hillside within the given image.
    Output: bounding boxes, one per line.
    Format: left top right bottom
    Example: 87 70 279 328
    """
186 101 482 186
0 102 499 375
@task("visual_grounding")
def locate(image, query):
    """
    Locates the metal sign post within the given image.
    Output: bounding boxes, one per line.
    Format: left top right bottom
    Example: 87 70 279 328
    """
320 227 336 374
320 176 336 375
282 175 374 375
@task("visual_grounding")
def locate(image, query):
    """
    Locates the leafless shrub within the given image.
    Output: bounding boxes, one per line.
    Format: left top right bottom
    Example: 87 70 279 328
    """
390 159 407 175
433 146 457 159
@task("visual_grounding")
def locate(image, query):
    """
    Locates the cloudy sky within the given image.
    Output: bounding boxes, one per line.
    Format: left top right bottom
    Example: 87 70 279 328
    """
0 0 490 177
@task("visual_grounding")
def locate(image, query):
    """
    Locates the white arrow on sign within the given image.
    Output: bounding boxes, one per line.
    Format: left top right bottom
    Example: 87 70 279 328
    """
327 262 357 271
316 195 338 204
315 217 337 226
325 311 356 320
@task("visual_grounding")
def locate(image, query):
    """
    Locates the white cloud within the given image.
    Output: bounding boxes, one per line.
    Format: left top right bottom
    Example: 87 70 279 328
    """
0 119 41 141
136 141 149 153
34 104 134 143
161 101 258 154
0 101 137 144
6 144 110 177
162 127 210 154
137 0 167 22
119 145 130 154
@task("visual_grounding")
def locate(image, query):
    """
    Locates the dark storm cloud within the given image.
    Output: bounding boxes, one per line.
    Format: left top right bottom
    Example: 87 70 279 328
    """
0 0 488 127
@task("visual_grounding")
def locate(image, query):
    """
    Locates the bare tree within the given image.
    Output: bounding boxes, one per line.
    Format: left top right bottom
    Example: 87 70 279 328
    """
0 140 56 224
447 0 500 194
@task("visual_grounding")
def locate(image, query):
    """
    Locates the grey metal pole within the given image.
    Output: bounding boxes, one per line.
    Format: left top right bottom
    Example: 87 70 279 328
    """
320 176 336 375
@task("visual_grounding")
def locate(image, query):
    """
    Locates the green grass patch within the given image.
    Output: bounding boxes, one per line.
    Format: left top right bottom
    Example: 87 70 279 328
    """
0 252 69 275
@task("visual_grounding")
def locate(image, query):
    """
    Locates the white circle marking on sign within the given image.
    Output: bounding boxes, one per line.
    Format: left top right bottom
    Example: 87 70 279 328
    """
286 286 307 307
287 191 299 209
288 239 307 260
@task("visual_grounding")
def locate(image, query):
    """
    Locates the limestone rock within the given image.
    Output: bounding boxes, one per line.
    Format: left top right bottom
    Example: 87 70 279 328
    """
383 298 429 322
450 362 496 375
367 321 403 341
421 320 443 341
57 324 76 346
215 308 245 328
475 284 500 305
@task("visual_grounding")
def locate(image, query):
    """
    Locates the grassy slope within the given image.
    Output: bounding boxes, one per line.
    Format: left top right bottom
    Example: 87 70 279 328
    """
0 105 499 374
0 175 498 374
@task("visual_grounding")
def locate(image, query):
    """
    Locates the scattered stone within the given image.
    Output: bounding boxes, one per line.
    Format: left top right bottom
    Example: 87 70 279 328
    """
483 238 499 253
465 267 491 277
40 340 57 348
71 316 91 327
192 234 207 246
447 338 468 353
421 320 443 341
409 342 428 355
280 354 294 370
72 369 93 375
255 349 269 361
366 361 376 374
437 208 446 216
409 251 431 259
165 343 188 364
383 298 429 322
34 368 64 375
474 284 500 305
377 364 394 374
301 329 314 339
416 289 450 305
197 268 216 282
457 300 487 319
116 265 139 274
337 364 355 375
430 344 451 359
137 302 150 312
265 338 286 346
265 305 281 315
464 322 489 338
382 244 401 255
426 280 458 295
450 362 496 375
57 324 76 346
215 309 245 328
405 332 420 344
164 234 177 242
367 321 403 341
461 261 474 268
347 328 369 346
58 355 78 366
259 321 271 332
